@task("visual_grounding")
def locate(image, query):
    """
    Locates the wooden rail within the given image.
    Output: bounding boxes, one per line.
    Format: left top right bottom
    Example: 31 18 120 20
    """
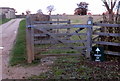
94 23 120 27
93 41 120 46
33 20 70 24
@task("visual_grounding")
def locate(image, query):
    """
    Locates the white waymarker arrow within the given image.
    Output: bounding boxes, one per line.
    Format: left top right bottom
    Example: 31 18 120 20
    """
96 48 100 54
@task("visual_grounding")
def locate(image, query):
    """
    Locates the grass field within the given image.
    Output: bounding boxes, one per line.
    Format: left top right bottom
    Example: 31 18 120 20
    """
51 15 103 24
0 18 11 25
30 56 119 79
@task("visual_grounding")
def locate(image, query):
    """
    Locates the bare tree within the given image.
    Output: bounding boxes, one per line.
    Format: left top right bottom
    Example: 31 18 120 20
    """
115 1 120 23
46 5 55 15
37 9 43 14
101 0 120 52
102 0 118 23
26 10 31 15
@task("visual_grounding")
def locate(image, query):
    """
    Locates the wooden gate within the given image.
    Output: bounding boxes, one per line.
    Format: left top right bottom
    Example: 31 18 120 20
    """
26 17 93 63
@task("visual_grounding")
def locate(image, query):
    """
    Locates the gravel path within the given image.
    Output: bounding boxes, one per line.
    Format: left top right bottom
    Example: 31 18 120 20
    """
0 19 55 79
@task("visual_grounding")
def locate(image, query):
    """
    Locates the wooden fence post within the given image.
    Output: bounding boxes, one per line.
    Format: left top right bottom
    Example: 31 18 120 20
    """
66 19 71 33
30 16 35 62
26 15 34 63
57 14 59 24
86 17 93 59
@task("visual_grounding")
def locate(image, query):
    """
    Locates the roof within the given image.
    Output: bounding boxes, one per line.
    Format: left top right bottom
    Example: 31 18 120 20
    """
0 7 15 10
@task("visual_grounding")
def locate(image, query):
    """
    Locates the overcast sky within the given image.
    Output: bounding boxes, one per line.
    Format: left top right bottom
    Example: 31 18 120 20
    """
0 0 116 15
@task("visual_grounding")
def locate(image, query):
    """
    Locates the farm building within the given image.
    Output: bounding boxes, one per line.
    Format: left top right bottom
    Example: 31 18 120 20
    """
0 7 16 19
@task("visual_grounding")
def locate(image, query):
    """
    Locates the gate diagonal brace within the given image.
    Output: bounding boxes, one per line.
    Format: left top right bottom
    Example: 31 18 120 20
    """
39 28 75 50
64 28 85 46
64 28 81 38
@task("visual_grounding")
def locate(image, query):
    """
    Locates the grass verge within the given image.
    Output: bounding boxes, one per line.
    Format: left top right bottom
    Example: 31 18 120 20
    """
0 18 11 25
9 19 27 66
30 56 119 79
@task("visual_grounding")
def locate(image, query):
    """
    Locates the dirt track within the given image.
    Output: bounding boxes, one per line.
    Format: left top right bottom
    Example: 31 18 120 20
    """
0 19 55 79
0 19 23 79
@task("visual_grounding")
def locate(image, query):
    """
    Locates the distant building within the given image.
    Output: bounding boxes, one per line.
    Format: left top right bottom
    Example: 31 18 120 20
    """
0 7 16 19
